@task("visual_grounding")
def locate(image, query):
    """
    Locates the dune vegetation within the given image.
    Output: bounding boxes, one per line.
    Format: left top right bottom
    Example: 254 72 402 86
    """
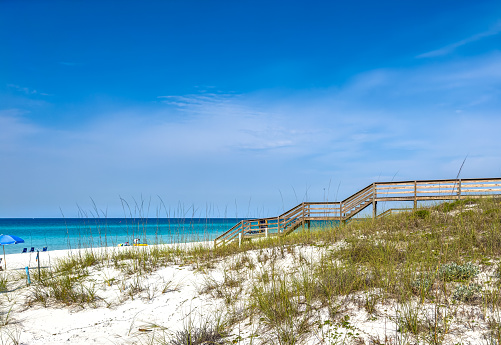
1 197 501 344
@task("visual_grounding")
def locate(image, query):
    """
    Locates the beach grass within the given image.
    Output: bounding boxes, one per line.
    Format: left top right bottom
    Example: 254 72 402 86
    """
3 196 501 343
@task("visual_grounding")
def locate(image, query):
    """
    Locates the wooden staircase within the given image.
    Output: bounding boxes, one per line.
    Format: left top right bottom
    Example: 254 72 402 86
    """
214 177 501 247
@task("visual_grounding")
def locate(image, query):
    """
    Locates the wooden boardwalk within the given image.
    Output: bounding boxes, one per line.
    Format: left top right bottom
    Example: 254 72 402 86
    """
214 177 501 247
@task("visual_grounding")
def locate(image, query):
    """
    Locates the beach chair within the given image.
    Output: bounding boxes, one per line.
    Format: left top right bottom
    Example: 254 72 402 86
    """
29 247 35 253
21 248 27 253
42 247 47 252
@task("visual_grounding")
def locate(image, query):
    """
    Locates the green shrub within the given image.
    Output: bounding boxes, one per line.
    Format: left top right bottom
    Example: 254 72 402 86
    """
411 276 433 293
414 210 430 219
453 283 482 302
440 201 455 213
439 262 479 282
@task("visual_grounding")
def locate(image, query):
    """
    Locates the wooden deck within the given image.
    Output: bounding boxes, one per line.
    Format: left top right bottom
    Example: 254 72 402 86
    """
214 177 501 247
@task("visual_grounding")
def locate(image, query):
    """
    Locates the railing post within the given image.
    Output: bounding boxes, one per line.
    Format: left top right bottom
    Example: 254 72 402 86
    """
306 203 310 230
372 183 377 219
301 202 304 231
414 181 417 210
458 179 462 200
238 232 242 247
340 202 345 225
265 226 268 238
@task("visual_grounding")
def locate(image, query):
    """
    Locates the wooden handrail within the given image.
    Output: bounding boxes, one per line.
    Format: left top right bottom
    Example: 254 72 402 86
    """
342 189 373 211
214 177 501 247
214 220 244 247
342 184 373 203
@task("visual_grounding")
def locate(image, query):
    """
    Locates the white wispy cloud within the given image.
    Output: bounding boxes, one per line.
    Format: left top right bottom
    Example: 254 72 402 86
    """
157 92 310 152
2 52 501 216
7 84 50 96
418 22 501 58
337 53 501 114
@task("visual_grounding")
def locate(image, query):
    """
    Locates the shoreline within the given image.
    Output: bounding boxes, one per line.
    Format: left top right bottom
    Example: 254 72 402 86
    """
2 240 213 272
0 217 239 255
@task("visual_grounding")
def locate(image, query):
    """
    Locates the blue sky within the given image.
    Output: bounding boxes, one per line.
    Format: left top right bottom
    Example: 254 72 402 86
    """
1 0 500 218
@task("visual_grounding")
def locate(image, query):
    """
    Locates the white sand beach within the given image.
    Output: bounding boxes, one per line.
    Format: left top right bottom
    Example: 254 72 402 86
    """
0 243 221 345
0 238 497 344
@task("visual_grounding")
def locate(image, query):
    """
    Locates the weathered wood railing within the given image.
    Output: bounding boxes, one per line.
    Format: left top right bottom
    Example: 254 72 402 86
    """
214 177 501 247
341 184 374 218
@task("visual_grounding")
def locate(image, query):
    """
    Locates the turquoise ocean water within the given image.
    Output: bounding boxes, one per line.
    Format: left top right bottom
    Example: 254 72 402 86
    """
0 218 243 254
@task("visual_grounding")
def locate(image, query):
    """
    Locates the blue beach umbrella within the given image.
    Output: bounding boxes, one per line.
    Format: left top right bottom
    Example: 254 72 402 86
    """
0 234 25 270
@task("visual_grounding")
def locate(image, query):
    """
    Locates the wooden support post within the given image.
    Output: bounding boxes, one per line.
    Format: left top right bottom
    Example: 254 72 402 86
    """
340 202 343 222
341 202 345 224
265 227 268 238
307 220 311 230
414 181 417 210
458 179 462 200
238 233 242 247
302 203 305 231
372 183 376 219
